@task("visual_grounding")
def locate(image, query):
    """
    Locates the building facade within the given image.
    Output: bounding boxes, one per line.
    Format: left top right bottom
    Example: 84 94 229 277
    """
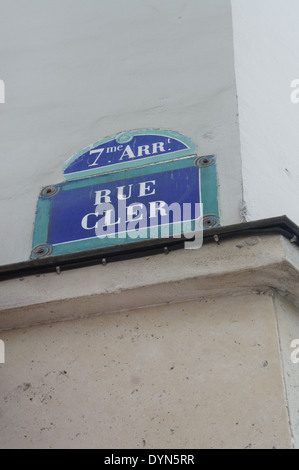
0 0 299 449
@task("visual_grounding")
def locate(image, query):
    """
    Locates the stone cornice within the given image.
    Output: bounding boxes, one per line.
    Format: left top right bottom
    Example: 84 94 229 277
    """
0 234 298 330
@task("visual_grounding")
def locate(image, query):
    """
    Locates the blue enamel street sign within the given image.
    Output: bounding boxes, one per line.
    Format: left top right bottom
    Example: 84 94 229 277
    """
46 167 201 254
31 130 219 259
63 129 197 180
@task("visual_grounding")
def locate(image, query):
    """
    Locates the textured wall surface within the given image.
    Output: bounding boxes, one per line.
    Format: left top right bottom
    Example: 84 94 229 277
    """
232 0 299 225
0 294 291 449
274 294 299 448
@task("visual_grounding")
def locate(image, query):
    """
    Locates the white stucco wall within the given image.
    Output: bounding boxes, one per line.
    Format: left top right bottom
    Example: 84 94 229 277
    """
231 0 299 225
0 0 241 266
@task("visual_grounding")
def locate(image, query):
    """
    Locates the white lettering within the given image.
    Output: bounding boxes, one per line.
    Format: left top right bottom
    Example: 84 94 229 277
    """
106 146 117 153
95 203 119 238
137 145 150 157
94 189 111 204
159 202 182 239
117 184 133 200
148 455 194 465
149 455 156 465
291 339 299 364
119 145 136 160
139 180 156 197
0 80 4 104
81 212 98 230
103 209 120 227
149 201 167 218
104 455 138 467
127 203 145 222
0 340 4 363
290 79 299 104
89 148 104 167
152 141 165 154
126 203 148 237
80 197 203 248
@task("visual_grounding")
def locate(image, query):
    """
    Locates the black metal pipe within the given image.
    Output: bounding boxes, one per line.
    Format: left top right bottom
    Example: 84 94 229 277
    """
0 216 298 281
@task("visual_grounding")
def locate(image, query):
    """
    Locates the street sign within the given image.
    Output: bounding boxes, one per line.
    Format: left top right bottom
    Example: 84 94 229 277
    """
31 130 219 259
33 166 201 257
63 129 197 180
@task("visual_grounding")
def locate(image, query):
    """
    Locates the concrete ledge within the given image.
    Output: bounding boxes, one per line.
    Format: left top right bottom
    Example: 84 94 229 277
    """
0 234 299 330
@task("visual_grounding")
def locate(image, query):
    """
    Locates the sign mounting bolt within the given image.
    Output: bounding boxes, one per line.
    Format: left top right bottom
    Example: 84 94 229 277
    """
213 234 220 245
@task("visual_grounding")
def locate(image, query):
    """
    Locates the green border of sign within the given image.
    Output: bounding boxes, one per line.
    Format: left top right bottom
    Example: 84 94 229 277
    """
31 155 219 259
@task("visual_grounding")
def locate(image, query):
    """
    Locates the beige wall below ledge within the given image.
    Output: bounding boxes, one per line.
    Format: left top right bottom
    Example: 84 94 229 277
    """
1 233 299 448
1 234 299 331
0 293 293 449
